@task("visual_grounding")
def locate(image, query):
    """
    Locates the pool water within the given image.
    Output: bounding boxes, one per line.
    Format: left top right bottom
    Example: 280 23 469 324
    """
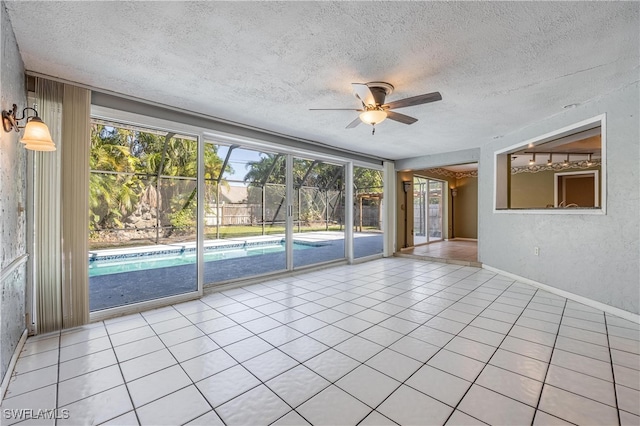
89 242 312 277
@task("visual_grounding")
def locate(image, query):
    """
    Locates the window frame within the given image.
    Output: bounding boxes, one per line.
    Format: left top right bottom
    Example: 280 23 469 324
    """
554 170 600 208
493 114 606 215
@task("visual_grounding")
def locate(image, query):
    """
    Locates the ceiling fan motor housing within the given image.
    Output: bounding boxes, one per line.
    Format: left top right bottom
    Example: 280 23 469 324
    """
365 82 394 107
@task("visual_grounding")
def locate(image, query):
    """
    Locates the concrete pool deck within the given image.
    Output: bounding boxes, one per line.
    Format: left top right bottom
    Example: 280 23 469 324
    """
89 232 383 312
89 231 362 258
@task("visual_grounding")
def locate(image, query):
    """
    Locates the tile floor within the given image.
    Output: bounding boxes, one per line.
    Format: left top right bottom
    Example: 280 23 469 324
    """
2 258 639 426
404 240 479 265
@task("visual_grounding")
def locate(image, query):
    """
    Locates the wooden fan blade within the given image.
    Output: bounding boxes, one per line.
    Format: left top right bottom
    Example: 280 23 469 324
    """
384 91 442 110
386 111 418 125
309 108 362 111
352 83 375 107
346 117 361 129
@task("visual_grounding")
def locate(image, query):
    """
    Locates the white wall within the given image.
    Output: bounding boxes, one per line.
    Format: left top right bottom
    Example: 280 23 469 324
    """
0 2 28 383
479 83 640 314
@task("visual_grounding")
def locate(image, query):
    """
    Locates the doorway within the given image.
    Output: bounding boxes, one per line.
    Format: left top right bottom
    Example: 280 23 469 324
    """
555 171 599 208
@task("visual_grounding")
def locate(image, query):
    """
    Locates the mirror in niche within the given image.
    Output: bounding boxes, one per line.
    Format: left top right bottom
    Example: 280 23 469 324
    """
496 121 603 210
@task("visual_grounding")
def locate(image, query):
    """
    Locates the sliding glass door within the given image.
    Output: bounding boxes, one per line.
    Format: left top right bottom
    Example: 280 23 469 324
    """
413 176 444 245
292 157 346 268
90 122 361 311
202 143 287 284
427 180 444 242
88 121 199 311
354 166 384 258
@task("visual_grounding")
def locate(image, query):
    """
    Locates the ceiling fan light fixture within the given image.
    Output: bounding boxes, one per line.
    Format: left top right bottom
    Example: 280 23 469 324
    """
359 109 387 125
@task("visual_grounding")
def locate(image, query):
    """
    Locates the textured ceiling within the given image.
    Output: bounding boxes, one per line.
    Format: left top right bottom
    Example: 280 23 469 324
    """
5 1 639 160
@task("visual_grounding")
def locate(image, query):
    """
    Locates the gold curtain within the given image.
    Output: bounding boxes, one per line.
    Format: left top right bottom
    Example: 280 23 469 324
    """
61 85 90 328
34 78 90 332
34 79 63 333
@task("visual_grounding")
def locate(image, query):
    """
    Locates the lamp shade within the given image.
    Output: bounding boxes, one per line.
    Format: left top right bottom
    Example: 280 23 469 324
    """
359 110 387 125
21 117 55 151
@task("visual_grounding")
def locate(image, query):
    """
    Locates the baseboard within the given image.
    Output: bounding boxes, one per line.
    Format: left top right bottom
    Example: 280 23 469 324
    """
451 238 478 242
483 264 640 325
1 328 28 403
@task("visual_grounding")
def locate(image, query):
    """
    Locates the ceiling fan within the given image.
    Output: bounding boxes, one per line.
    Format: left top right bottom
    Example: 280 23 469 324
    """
311 82 442 135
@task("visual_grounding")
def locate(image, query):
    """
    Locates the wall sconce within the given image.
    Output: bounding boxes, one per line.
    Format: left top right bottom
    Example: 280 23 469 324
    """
402 181 412 193
528 153 536 166
563 154 570 166
547 154 553 165
587 153 593 166
2 104 55 151
451 188 458 197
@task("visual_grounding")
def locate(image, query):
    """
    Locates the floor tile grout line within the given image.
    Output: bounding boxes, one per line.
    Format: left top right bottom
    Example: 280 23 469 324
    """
543 348 631 383
416 316 615 408
368 315 500 418
604 314 623 426
530 296 568 425
336 269 521 424
219 293 391 426
206 263 485 364
435 283 543 425
103 320 143 426
11 258 635 426
135 311 223 426
195 270 620 420
355 410 400 426
246 263 493 424
3 351 59 379
172 299 319 426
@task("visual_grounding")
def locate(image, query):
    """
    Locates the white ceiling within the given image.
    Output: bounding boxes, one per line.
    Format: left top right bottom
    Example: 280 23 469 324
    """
5 2 639 160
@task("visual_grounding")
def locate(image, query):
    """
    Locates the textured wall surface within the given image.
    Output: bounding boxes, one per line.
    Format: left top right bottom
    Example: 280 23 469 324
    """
0 2 27 383
480 83 640 314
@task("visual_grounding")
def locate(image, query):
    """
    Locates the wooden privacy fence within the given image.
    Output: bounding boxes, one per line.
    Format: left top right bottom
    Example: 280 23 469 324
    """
205 203 381 227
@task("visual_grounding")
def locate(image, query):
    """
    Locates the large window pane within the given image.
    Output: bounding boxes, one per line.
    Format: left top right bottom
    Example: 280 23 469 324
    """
293 158 345 268
354 166 383 258
203 144 287 284
89 122 198 311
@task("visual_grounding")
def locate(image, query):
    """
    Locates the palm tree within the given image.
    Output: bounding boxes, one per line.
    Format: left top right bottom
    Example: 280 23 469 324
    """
89 124 143 230
89 124 228 240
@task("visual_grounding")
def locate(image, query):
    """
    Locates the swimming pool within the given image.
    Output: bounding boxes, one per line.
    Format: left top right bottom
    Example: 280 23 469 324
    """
88 241 315 277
